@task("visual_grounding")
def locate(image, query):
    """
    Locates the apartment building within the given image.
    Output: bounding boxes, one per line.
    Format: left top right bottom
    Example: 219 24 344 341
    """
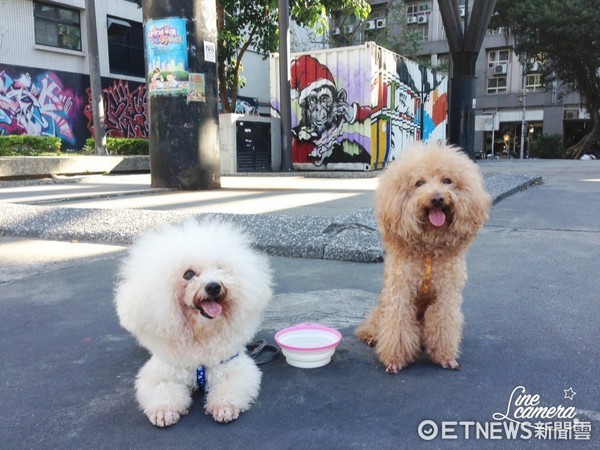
331 0 590 157
1 0 147 150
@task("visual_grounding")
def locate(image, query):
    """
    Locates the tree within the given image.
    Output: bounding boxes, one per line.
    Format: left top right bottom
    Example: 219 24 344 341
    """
217 0 371 113
134 1 370 113
329 0 424 60
495 0 600 159
368 1 424 61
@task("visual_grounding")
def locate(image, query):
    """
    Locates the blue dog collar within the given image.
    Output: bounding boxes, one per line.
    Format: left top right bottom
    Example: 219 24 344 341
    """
197 353 239 391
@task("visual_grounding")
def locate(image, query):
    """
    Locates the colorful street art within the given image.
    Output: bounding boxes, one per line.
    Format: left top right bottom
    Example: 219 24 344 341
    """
290 54 372 169
0 64 148 149
0 69 81 144
277 44 448 170
84 80 148 138
371 47 448 168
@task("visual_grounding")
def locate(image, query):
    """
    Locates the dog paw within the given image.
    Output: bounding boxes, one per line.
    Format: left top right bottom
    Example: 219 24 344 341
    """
205 404 242 423
147 408 188 427
384 361 405 374
355 330 377 347
441 359 461 370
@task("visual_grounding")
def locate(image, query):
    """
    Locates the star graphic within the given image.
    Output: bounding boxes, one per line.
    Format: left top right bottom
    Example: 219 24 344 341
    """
564 387 576 400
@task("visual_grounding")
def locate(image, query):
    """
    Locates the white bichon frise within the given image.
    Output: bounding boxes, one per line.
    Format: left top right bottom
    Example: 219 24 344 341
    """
115 220 272 427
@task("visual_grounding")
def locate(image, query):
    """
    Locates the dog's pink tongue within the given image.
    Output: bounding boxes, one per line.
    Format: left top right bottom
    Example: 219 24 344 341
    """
200 300 222 318
429 208 446 227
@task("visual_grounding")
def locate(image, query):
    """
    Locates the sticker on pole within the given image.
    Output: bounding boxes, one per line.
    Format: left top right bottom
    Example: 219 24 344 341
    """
204 41 216 63
188 73 206 102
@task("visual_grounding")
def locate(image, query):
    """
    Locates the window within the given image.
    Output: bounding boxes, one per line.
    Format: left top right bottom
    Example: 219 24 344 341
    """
34 1 81 51
487 77 507 94
487 49 509 94
526 74 544 92
488 49 510 68
407 1 432 17
107 17 145 77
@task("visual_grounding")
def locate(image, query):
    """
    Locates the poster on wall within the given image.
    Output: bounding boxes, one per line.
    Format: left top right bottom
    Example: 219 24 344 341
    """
145 17 189 96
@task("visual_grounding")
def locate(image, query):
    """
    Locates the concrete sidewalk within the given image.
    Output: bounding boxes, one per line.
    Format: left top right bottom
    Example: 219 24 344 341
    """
0 160 547 262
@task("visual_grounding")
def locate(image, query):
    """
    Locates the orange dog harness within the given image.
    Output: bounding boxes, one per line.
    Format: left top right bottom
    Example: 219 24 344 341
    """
422 256 432 294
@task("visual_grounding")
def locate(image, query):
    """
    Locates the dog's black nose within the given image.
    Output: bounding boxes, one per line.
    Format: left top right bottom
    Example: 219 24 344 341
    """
431 195 445 208
205 282 221 297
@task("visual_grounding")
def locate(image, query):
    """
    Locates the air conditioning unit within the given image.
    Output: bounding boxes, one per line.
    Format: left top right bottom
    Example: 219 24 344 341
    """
417 15 428 24
331 27 340 36
344 24 354 34
376 18 387 29
564 108 579 120
494 63 508 75
407 16 418 24
365 20 376 31
459 6 465 17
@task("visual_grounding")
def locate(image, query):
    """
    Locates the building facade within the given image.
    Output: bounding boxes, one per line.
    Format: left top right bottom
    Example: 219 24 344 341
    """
0 0 148 150
331 0 591 157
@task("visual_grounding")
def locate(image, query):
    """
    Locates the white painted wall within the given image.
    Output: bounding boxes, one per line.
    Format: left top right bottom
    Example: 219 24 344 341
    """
2 0 143 80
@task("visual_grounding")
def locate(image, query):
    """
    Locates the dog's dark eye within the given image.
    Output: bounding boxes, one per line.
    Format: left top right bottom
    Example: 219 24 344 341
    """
442 178 452 185
415 180 425 188
183 269 196 280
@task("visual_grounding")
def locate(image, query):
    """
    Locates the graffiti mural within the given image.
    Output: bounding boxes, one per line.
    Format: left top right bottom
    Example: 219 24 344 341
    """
84 80 148 138
0 64 149 149
0 69 81 144
275 44 448 170
371 49 448 168
290 54 372 169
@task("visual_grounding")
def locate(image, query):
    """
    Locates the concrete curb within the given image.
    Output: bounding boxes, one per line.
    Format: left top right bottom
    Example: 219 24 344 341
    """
0 155 150 179
0 173 539 263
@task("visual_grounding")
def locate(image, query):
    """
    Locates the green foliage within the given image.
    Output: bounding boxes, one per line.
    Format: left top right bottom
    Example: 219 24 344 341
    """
84 138 149 155
495 0 600 158
217 0 371 112
0 135 61 156
366 1 423 60
529 134 566 159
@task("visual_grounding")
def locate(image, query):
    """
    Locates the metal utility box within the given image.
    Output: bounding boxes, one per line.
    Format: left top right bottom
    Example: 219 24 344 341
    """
270 42 448 171
236 120 272 172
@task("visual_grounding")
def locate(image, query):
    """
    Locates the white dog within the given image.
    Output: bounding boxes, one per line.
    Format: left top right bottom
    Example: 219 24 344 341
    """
114 220 272 427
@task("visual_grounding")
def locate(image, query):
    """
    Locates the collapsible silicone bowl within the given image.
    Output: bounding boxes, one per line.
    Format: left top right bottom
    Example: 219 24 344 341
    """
274 323 342 369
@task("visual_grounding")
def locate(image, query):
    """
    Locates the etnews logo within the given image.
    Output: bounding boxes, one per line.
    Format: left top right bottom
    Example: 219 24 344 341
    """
417 385 592 441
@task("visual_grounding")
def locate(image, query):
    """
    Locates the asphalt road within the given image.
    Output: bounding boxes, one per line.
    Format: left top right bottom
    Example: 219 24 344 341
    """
0 163 598 448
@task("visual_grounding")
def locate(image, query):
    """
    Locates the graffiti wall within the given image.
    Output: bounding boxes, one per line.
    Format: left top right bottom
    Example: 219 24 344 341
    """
0 64 148 150
273 44 448 170
371 46 448 168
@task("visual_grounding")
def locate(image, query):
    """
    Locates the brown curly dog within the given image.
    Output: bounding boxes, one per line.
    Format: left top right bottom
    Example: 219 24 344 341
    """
356 142 491 373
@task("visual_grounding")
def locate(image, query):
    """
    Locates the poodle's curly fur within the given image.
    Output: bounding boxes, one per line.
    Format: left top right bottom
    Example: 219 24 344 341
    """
115 220 272 427
356 142 491 373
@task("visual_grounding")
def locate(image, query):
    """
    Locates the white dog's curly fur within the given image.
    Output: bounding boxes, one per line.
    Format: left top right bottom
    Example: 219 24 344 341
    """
115 220 272 427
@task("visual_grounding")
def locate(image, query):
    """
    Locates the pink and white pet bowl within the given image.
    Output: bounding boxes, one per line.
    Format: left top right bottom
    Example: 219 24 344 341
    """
275 323 342 369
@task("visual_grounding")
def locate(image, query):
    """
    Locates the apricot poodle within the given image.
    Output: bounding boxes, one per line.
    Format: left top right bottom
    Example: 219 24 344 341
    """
356 142 491 373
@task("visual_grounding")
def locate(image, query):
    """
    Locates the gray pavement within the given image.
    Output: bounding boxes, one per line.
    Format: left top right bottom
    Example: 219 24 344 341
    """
0 162 538 262
0 159 599 448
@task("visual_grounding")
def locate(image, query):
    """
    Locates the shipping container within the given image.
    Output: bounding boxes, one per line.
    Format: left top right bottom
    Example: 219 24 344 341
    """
270 42 448 170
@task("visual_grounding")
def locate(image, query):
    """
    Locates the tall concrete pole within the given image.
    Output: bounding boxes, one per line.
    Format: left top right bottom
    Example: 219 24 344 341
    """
278 0 293 171
437 0 497 159
85 0 107 155
144 0 221 189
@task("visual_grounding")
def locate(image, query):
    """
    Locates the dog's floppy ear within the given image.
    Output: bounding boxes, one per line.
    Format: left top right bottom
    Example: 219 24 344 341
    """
376 165 411 241
451 169 492 236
